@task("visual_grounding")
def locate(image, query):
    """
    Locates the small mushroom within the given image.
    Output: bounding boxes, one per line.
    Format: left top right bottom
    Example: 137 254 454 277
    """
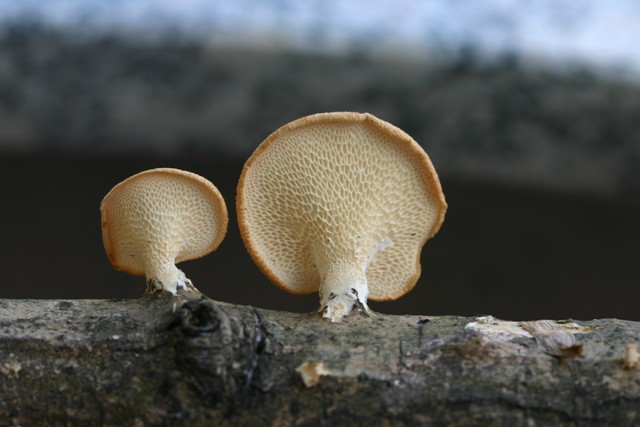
100 168 228 295
237 112 446 321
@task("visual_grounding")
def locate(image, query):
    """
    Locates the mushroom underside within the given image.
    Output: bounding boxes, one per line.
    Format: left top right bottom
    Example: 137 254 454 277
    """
238 113 446 321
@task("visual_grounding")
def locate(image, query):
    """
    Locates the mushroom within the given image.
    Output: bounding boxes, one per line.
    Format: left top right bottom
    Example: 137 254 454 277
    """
237 112 446 321
100 168 228 295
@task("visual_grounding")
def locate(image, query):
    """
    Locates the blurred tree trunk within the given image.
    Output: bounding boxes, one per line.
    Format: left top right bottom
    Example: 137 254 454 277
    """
0 294 638 426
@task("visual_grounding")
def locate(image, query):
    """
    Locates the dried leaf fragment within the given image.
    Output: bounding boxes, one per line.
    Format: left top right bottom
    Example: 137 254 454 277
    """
622 343 639 369
296 361 334 388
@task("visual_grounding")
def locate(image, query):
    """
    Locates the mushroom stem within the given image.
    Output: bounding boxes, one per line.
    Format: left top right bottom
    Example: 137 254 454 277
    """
144 261 197 295
318 261 369 322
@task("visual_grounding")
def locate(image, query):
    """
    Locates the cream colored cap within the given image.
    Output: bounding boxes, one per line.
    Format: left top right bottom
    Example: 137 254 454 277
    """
101 168 228 282
237 112 446 301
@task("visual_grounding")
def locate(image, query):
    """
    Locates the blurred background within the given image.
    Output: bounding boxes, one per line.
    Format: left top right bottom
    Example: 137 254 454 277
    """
0 1 639 320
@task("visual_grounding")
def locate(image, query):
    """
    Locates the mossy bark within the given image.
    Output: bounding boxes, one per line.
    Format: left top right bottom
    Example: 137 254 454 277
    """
0 294 639 426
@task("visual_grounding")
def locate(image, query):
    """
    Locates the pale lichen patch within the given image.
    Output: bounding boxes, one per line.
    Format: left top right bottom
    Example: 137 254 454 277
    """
465 316 534 340
465 316 592 343
465 316 593 358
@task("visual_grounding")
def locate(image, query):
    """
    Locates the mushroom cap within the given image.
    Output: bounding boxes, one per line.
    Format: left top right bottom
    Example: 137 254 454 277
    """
237 112 446 301
101 168 228 276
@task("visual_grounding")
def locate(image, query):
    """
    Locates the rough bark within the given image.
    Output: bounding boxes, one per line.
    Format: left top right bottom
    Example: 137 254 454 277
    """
0 294 639 426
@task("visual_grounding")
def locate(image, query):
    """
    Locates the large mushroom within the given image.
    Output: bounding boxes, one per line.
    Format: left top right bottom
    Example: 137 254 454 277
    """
237 112 447 321
100 168 228 295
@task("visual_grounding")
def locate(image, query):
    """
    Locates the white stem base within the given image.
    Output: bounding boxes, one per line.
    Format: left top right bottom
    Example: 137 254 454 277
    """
146 265 197 295
318 262 370 322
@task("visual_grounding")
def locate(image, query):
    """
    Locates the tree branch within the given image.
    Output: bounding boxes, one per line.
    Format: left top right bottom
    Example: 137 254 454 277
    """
1 295 638 426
